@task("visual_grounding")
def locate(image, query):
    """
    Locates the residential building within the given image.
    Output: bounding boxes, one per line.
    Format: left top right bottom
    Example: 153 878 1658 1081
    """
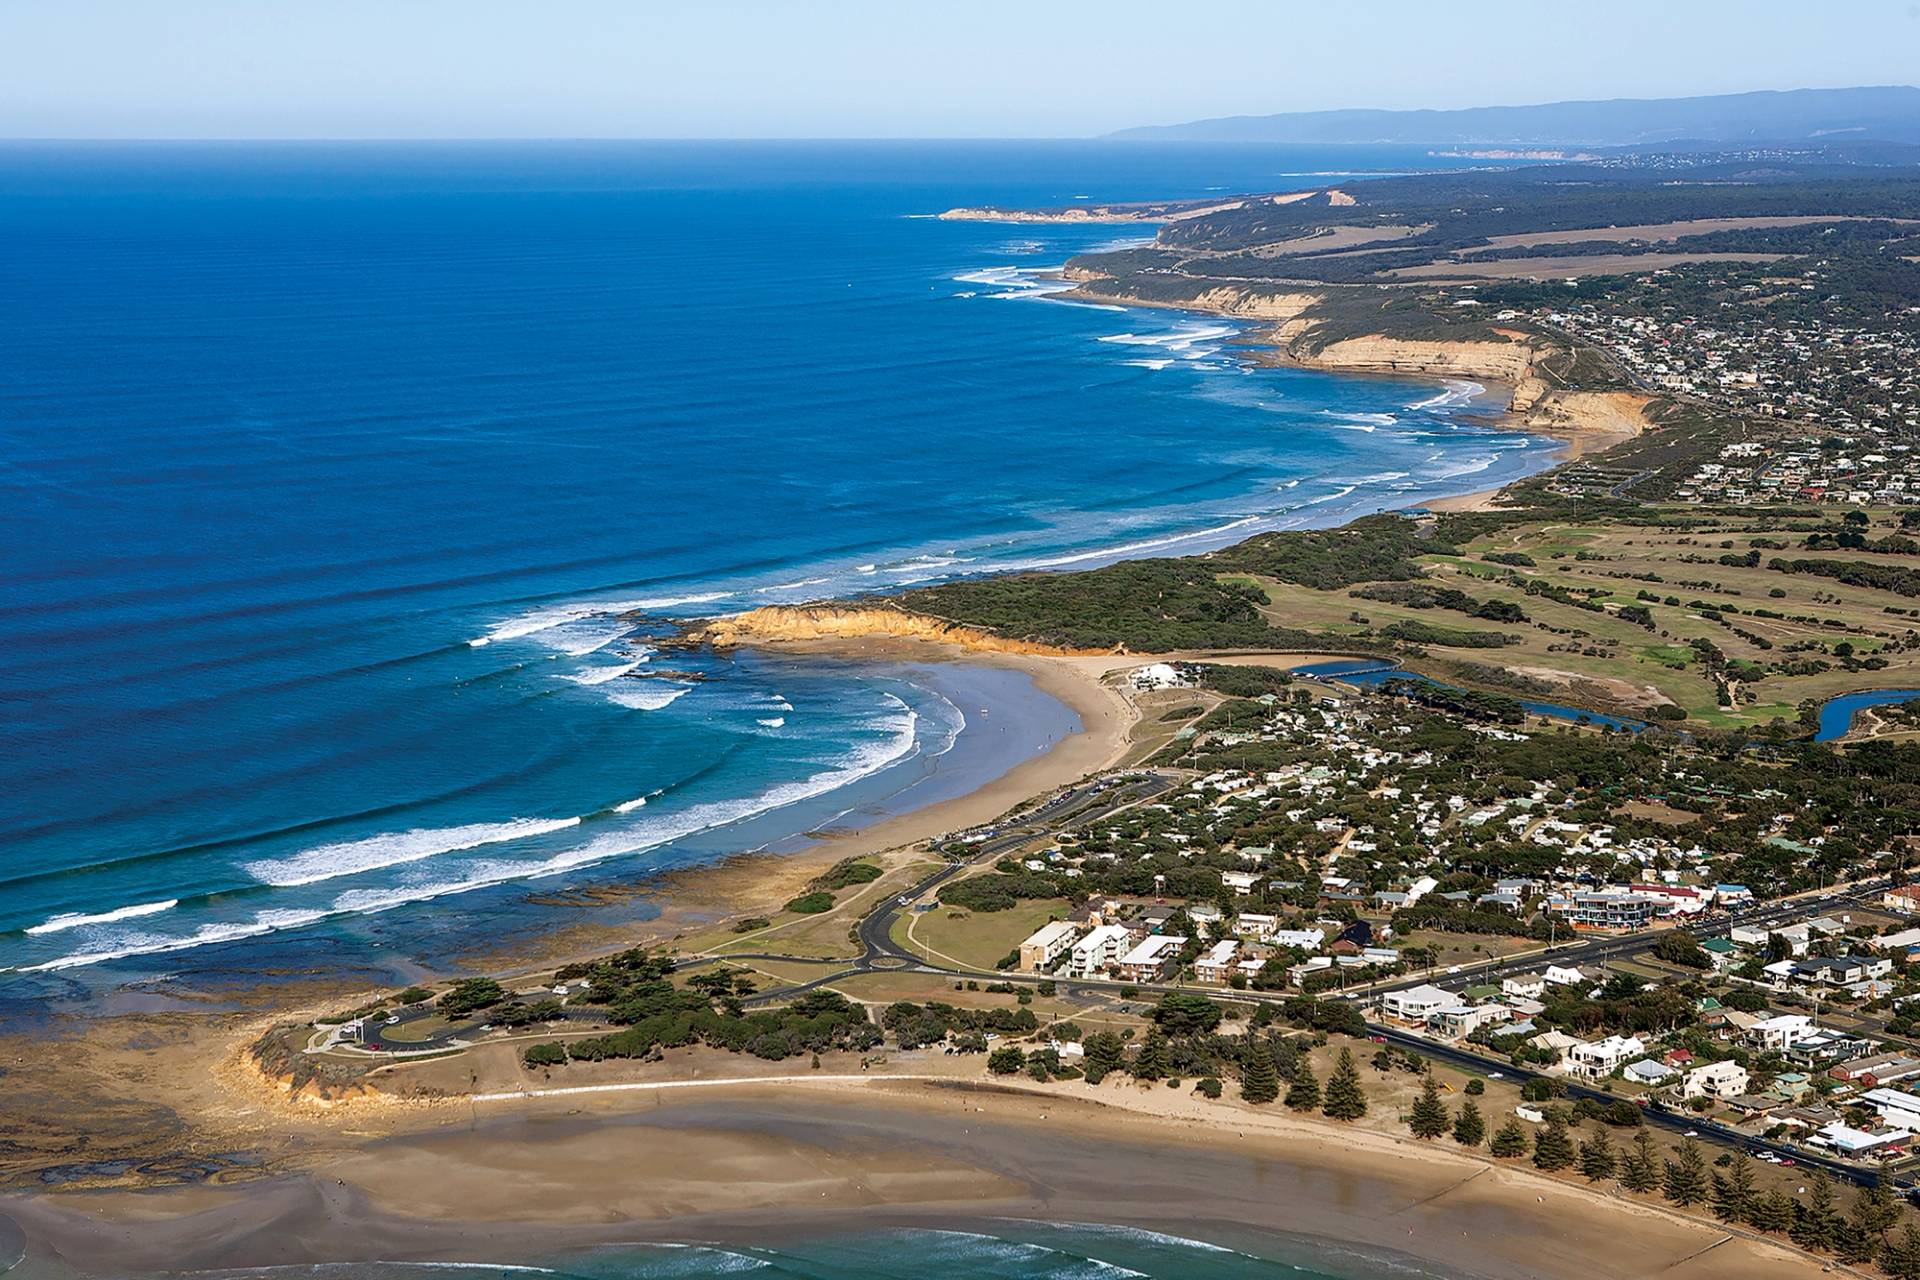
1066 924 1132 978
1570 1035 1647 1080
1381 983 1455 1022
1194 939 1239 985
1018 921 1079 972
1116 934 1186 982
1683 1060 1751 1101
1431 1003 1510 1040
1749 1014 1818 1052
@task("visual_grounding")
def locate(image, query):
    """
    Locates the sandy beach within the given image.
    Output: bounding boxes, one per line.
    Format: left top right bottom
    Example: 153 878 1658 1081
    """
0 1076 1831 1279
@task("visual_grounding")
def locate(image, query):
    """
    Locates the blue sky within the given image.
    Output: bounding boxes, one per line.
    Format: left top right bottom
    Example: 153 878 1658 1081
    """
3 0 1917 138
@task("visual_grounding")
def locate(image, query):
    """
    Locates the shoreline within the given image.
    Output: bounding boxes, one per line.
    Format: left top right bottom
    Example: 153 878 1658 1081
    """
0 1077 1832 1280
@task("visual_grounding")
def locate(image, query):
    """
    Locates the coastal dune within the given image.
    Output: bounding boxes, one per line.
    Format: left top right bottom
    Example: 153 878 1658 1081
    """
692 604 1114 656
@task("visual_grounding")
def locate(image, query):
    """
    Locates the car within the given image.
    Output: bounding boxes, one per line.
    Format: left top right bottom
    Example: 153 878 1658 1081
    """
1685 1129 1699 1138
1780 1158 1796 1166
1368 1034 1387 1043
385 1015 400 1025
1488 1071 1504 1080
898 895 912 905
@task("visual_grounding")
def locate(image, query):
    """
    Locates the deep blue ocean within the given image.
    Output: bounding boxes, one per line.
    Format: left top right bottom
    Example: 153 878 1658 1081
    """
0 141 1553 994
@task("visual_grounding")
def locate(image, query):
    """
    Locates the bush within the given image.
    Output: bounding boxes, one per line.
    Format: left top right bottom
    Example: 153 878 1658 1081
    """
731 916 771 933
1465 1078 1486 1096
785 891 835 914
1196 1077 1223 1099
439 977 508 1018
814 860 884 891
395 986 432 1006
523 1042 567 1068
988 1046 1027 1075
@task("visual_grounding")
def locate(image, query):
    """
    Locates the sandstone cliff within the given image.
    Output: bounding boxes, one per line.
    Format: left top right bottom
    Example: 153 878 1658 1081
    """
1287 334 1539 383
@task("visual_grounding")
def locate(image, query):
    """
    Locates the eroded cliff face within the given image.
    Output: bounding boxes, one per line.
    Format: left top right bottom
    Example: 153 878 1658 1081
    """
691 605 1114 656
1288 335 1539 383
1061 281 1323 321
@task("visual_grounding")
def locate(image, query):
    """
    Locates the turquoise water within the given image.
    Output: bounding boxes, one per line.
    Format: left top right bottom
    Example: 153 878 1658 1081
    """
0 142 1557 993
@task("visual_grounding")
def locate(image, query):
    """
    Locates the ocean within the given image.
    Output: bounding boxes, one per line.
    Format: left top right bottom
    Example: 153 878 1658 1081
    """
0 140 1552 992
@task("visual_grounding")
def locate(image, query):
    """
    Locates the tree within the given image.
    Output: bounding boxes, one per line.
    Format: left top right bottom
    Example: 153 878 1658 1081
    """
1749 1188 1796 1235
1452 1099 1486 1148
1532 1114 1575 1172
1851 1178 1903 1246
1408 1075 1449 1140
1652 931 1708 969
1790 1172 1841 1254
1489 1117 1531 1159
1322 1047 1368 1121
1241 1038 1279 1104
1152 993 1224 1036
1578 1126 1617 1182
1662 1139 1708 1207
1620 1129 1660 1194
1883 1223 1920 1280
1132 1029 1171 1081
1082 1031 1126 1084
1285 1059 1321 1111
1709 1158 1754 1224
987 1046 1026 1075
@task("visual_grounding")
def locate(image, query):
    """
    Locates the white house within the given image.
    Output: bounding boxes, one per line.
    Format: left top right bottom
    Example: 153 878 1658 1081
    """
1234 912 1279 941
1222 870 1261 895
1863 1087 1920 1133
1683 1059 1750 1101
1542 965 1589 987
1269 927 1326 952
1569 1035 1646 1080
1432 1003 1511 1040
1749 1013 1819 1052
1501 974 1546 999
1381 983 1455 1022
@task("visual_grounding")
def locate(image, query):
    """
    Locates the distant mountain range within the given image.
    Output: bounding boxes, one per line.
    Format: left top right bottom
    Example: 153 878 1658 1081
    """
1106 86 1920 147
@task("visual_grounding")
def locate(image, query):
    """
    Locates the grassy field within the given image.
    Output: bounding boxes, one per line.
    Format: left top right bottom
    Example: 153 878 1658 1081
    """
685 854 941 961
904 896 1073 971
1239 504 1920 731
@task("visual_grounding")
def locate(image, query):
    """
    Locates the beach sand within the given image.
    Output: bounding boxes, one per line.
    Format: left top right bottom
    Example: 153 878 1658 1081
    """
0 1077 1829 1279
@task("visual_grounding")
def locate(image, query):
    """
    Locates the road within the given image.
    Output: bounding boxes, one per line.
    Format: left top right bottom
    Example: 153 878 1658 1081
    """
336 763 1907 1189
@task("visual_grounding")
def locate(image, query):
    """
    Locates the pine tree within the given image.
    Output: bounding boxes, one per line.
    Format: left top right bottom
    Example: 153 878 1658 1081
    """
1489 1116 1531 1159
1285 1059 1321 1111
1834 1218 1880 1268
1883 1223 1920 1280
1322 1047 1368 1122
1790 1172 1841 1254
1709 1158 1753 1224
1532 1114 1576 1172
1132 1029 1170 1081
1408 1074 1449 1140
1852 1177 1903 1245
1452 1099 1486 1148
1662 1139 1708 1207
1749 1187 1796 1235
1619 1128 1660 1194
1240 1038 1279 1104
1578 1125 1616 1182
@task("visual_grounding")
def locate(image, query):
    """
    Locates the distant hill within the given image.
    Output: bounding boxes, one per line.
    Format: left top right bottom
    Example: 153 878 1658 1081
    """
1107 86 1920 146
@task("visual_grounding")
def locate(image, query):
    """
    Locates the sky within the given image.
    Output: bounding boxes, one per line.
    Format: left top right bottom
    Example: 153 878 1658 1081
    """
2 0 1917 139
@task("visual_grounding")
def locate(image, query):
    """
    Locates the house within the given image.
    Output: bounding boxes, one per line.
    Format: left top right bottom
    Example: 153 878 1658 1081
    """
1116 935 1186 982
1625 1059 1677 1087
1381 983 1455 1022
1194 939 1239 985
1018 921 1080 972
1432 1003 1511 1040
1873 926 1920 957
1067 924 1133 978
1793 955 1894 987
1749 1014 1818 1052
1222 870 1261 896
1501 974 1546 999
1542 965 1589 987
1233 913 1279 941
1831 1053 1920 1088
1569 1035 1647 1080
1713 884 1754 906
1683 1059 1750 1101
1269 927 1327 953
1883 885 1920 914
1700 937 1739 971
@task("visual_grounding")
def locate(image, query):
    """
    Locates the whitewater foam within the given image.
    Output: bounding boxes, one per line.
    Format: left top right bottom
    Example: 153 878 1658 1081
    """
245 816 584 888
564 659 644 686
604 682 691 711
24 899 179 935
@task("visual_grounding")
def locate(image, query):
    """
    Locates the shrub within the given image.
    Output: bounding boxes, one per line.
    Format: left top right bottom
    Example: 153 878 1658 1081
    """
785 891 835 914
